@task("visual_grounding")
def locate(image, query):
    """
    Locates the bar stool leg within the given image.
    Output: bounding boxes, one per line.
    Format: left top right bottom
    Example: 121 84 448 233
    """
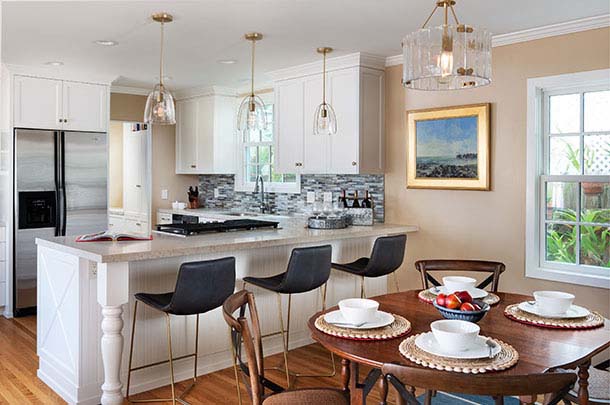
278 284 336 378
276 293 291 387
126 301 138 399
360 276 366 298
393 272 400 293
165 313 177 405
228 327 243 405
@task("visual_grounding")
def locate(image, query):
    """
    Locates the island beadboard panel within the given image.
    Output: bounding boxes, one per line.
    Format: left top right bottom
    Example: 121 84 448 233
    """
198 174 385 221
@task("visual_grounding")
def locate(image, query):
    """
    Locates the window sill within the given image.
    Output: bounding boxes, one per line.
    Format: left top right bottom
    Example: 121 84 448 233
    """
526 266 610 289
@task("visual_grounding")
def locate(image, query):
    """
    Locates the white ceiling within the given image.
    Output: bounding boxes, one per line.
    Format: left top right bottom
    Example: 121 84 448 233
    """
3 1 609 90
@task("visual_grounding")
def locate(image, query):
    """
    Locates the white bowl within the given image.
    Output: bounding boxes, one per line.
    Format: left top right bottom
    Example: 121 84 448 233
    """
338 298 379 325
533 291 575 316
431 319 480 353
442 276 477 294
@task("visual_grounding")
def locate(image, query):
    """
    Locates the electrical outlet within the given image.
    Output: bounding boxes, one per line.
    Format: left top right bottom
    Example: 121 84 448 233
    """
214 188 220 198
89 262 97 278
323 192 333 203
306 191 316 203
161 189 169 200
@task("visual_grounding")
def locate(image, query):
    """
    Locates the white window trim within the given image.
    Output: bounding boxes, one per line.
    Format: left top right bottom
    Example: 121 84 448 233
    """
234 92 301 193
525 68 610 289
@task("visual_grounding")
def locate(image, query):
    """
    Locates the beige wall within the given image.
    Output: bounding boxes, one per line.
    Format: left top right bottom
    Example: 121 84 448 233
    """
385 28 610 317
109 93 198 223
108 121 123 209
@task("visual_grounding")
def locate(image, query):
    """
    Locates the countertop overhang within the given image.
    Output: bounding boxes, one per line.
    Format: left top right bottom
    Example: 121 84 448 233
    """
35 220 418 263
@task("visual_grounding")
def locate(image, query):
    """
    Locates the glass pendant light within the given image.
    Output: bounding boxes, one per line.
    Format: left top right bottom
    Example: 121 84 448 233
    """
237 33 267 142
144 12 176 125
313 47 337 135
402 0 491 91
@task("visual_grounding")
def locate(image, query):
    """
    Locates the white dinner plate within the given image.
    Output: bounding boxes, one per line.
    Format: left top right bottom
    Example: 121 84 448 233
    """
323 310 395 330
517 301 590 319
428 286 488 299
415 332 501 359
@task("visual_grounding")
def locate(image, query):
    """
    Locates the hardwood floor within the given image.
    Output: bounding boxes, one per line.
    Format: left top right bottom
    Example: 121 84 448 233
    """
0 316 397 404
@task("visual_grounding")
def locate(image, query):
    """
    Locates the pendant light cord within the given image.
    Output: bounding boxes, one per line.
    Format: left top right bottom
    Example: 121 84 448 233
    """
322 50 326 105
159 20 165 88
250 38 255 97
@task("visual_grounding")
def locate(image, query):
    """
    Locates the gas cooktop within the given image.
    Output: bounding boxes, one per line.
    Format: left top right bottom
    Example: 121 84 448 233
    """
155 219 280 236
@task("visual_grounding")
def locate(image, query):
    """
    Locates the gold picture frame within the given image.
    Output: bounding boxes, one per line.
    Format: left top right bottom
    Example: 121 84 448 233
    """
407 103 490 190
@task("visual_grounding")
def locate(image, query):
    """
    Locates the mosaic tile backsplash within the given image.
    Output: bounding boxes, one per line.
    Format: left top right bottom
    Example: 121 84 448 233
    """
198 174 385 222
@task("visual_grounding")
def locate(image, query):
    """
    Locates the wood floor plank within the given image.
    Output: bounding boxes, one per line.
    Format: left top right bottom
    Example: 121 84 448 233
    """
0 316 399 404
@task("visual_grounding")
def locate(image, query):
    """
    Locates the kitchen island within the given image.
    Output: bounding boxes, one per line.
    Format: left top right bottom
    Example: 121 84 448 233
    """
35 214 417 405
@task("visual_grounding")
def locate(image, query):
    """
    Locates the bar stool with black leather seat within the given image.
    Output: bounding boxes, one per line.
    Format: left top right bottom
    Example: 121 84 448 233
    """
332 234 407 298
242 245 335 387
223 290 349 405
415 259 506 292
126 257 236 405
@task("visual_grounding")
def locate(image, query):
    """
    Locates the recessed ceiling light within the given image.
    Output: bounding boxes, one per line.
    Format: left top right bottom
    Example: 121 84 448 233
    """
94 39 119 46
218 59 237 65
45 61 64 66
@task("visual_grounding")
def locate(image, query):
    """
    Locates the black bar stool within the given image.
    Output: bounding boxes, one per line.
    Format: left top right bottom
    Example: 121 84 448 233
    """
332 234 407 298
126 257 236 405
242 245 335 387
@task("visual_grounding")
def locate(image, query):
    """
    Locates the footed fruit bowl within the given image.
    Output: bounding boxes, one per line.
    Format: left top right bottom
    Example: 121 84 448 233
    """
433 299 490 323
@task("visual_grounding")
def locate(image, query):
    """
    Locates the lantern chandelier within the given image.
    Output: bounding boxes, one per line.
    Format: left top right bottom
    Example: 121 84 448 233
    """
402 0 491 91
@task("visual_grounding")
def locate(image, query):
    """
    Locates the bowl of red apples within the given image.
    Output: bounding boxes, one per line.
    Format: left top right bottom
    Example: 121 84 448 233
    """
432 290 490 323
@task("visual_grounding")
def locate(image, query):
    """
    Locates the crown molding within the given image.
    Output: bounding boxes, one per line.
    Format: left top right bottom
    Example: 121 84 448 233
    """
174 85 238 101
5 63 116 85
492 14 609 47
267 52 386 82
110 85 150 96
385 14 610 67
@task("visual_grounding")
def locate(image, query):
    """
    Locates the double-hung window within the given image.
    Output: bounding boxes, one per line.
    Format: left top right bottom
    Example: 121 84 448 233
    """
526 70 610 288
235 93 300 193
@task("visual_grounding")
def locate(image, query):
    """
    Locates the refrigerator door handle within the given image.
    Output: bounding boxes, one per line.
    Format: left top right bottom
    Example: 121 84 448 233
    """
53 131 61 237
60 131 67 236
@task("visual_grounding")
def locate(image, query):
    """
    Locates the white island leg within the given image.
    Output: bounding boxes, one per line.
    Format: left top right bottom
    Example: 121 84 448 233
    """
97 262 129 405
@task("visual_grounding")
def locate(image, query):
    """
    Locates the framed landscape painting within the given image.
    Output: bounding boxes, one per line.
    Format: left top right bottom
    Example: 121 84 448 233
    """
407 103 490 190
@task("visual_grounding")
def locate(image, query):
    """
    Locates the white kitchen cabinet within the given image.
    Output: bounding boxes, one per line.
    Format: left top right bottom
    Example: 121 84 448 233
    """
108 214 125 232
175 89 237 174
275 78 305 174
123 219 148 235
62 81 108 132
123 126 148 219
13 75 108 132
271 53 385 174
157 211 173 224
13 76 62 129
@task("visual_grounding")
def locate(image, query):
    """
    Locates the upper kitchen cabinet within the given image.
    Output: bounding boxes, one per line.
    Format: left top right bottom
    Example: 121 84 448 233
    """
270 53 385 174
175 87 237 174
13 75 108 132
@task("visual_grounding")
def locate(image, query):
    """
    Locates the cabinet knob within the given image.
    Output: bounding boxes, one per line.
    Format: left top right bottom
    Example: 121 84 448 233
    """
295 162 303 167
352 161 357 166
135 184 141 188
190 164 197 168
135 223 141 226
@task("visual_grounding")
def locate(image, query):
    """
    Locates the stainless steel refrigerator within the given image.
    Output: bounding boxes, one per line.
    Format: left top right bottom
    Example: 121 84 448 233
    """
14 129 107 316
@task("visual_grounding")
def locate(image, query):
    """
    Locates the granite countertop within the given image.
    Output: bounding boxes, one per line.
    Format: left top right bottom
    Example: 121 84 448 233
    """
35 216 418 264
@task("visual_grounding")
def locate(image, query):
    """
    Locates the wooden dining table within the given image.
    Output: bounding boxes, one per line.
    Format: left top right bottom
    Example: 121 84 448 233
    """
307 290 610 405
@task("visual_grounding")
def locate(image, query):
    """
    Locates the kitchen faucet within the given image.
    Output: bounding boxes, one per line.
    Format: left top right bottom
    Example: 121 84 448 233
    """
254 175 270 213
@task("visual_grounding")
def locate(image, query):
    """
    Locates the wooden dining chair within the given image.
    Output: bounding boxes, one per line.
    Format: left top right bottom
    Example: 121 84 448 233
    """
222 290 349 405
415 259 506 292
560 363 609 404
382 363 577 405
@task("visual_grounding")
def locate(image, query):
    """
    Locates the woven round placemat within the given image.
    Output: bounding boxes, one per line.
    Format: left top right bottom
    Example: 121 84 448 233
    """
418 289 501 306
314 314 411 340
504 304 605 330
399 334 519 374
